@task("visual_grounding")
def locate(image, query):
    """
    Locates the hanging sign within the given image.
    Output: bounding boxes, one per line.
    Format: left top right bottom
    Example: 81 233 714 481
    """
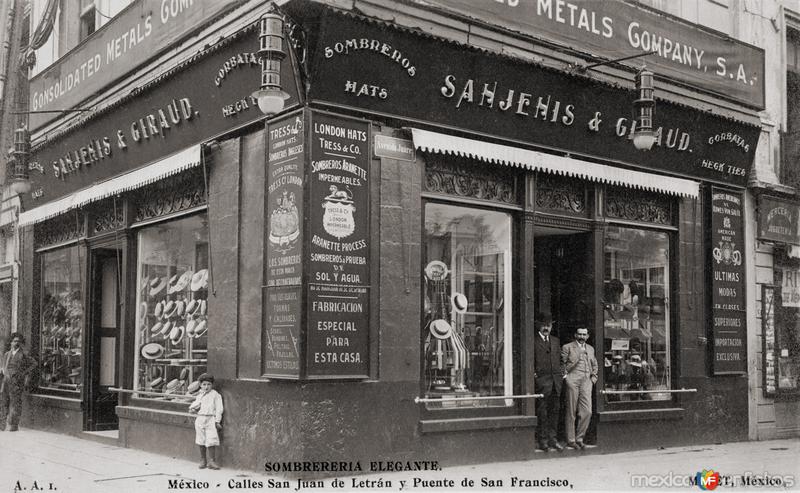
710 188 746 375
758 196 800 244
422 0 765 109
27 28 301 207
263 110 306 378
308 12 760 188
306 111 371 378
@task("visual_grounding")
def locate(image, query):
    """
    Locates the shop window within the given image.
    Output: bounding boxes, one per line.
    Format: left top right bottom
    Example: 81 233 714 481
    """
766 259 800 395
423 203 513 408
603 226 671 402
40 246 84 392
133 214 209 400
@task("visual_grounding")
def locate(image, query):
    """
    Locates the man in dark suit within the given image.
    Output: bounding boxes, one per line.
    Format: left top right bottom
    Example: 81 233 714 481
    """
0 333 34 431
533 314 563 452
561 327 598 449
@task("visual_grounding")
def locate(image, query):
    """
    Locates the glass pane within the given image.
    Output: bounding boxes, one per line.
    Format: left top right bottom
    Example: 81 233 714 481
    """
40 246 84 392
423 203 512 409
133 214 209 400
603 226 670 402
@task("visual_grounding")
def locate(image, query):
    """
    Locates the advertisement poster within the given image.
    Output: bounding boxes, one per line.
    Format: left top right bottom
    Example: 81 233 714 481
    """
306 112 371 378
264 111 305 377
709 188 747 375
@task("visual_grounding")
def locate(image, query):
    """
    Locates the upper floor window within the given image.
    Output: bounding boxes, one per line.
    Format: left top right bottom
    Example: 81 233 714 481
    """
30 0 133 77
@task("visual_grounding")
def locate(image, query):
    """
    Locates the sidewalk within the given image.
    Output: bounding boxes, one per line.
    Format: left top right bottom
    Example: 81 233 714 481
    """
3 428 799 492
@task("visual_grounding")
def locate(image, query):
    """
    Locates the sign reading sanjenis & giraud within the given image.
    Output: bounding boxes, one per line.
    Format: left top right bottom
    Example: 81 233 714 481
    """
308 12 760 188
710 188 746 375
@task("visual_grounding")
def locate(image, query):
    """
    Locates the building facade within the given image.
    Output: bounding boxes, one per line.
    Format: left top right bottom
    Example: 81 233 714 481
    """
9 0 796 472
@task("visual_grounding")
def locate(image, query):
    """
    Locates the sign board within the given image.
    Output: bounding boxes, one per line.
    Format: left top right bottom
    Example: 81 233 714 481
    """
423 0 765 109
29 0 243 131
263 110 306 378
758 196 800 244
710 188 746 374
306 112 371 378
374 135 415 161
309 12 760 188
27 28 301 207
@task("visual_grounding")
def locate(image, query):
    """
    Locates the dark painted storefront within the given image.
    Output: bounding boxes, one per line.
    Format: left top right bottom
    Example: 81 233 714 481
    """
17 1 765 472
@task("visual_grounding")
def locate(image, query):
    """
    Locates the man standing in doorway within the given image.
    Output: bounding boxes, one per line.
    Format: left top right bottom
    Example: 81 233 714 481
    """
0 333 34 431
561 327 598 450
533 313 563 452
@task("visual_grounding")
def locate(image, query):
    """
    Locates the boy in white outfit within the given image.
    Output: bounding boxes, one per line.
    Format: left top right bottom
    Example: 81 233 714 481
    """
188 373 224 469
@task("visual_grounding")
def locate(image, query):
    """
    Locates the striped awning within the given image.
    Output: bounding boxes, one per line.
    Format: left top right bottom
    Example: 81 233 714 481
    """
411 128 699 198
18 145 201 227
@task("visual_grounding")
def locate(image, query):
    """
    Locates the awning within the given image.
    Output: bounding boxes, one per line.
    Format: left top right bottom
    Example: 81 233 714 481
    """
18 145 201 227
411 129 699 198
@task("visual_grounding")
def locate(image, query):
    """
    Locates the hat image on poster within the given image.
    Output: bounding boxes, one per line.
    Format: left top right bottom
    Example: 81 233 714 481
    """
191 269 208 291
429 319 452 340
451 293 468 314
149 277 167 297
141 342 165 359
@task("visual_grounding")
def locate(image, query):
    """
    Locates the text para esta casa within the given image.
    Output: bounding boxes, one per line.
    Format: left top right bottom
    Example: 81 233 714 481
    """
47 98 196 180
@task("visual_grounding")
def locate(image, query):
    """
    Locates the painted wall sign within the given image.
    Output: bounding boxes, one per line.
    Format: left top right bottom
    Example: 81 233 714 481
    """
28 0 244 131
308 12 760 187
306 112 371 378
422 0 765 109
374 135 416 162
28 28 301 207
263 110 306 378
758 196 800 244
710 188 746 375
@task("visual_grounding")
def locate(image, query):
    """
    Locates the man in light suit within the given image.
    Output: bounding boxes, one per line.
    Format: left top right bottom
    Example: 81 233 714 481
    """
561 327 598 449
533 313 563 452
0 333 34 431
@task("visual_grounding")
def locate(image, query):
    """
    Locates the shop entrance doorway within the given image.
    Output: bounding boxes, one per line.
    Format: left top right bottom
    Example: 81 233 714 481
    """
85 248 122 431
534 228 597 445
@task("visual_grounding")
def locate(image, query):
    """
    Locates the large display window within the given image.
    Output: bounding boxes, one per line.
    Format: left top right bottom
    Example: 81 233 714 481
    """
40 246 84 392
133 214 209 400
603 226 671 402
423 203 513 409
766 258 800 395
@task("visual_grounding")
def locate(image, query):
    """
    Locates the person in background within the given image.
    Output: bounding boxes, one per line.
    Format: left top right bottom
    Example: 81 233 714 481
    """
0 333 35 431
188 373 224 469
561 327 598 450
533 313 563 452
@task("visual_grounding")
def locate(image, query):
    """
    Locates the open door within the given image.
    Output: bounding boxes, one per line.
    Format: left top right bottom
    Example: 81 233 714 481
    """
86 249 121 431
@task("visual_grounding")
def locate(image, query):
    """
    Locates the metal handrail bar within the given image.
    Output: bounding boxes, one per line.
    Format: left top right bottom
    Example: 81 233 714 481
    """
600 388 697 395
109 387 195 400
414 393 542 404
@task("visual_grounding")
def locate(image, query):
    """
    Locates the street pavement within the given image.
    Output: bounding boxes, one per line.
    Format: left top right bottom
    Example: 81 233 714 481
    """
2 428 799 492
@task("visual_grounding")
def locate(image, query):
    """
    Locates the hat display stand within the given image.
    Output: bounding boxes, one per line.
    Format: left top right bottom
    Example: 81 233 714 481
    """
40 287 84 391
423 266 470 402
137 263 209 400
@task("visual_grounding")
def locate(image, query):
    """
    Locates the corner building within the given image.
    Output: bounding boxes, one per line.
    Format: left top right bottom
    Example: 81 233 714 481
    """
14 0 782 470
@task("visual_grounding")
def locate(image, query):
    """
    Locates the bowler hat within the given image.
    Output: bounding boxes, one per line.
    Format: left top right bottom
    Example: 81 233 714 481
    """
534 313 553 328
